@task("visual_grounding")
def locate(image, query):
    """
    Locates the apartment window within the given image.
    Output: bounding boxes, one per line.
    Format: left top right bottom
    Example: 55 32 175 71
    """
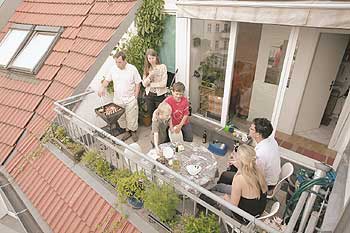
223 39 229 50
224 23 229 32
207 24 212 32
215 40 219 49
215 24 220 32
0 24 61 74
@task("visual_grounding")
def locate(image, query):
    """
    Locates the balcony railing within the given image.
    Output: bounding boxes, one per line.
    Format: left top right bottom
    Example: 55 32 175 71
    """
53 91 280 233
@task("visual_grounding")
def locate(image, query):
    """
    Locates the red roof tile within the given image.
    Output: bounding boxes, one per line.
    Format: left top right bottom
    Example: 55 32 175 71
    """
71 38 106 57
36 65 60 80
10 12 86 27
0 143 14 164
77 26 115 41
25 0 94 4
44 51 67 66
62 52 95 71
26 114 50 138
0 88 42 112
84 14 125 28
0 105 34 128
17 2 92 15
53 38 75 53
61 27 81 39
55 66 85 88
7 149 139 233
0 123 23 146
0 76 50 95
90 1 136 15
35 97 55 121
44 81 74 101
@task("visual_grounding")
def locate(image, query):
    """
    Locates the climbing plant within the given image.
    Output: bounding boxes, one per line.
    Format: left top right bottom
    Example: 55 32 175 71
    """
122 0 165 75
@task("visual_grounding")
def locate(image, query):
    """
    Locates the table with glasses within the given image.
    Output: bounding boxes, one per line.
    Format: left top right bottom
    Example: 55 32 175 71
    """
145 142 218 192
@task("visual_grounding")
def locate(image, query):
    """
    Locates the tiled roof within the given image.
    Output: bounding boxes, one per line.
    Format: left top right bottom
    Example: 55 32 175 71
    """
0 0 139 232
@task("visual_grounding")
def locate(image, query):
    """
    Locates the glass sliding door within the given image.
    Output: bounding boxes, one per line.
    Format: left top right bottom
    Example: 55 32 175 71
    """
189 19 231 122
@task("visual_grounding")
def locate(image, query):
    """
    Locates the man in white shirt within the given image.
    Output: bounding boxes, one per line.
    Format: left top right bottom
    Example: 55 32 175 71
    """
217 118 281 190
249 118 281 188
98 51 141 141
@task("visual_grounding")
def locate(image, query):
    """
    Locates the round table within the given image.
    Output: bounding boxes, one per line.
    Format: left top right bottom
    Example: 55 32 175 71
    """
146 142 218 191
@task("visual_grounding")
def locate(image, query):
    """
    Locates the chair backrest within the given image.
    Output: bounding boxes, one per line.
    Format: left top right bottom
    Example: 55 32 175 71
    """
124 143 142 172
267 162 294 199
258 201 280 220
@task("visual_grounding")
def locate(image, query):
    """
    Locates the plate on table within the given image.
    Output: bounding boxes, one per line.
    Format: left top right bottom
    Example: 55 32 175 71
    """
186 165 202 176
163 146 174 159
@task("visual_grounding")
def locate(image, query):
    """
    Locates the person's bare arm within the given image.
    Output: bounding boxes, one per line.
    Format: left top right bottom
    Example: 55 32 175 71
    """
224 175 242 206
135 83 141 97
174 115 188 133
154 132 160 152
98 79 110 97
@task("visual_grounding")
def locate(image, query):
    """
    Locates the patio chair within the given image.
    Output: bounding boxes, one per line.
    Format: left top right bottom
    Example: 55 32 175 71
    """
124 143 142 172
268 162 294 199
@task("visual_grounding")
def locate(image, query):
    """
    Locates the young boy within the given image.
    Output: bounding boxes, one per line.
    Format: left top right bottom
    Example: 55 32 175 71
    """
152 102 172 153
165 82 193 142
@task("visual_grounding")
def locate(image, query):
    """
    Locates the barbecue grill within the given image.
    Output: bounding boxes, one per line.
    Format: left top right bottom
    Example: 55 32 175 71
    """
95 103 125 136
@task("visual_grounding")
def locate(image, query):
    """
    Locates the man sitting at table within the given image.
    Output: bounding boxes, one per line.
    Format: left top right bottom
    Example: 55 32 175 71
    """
152 102 172 154
217 118 281 191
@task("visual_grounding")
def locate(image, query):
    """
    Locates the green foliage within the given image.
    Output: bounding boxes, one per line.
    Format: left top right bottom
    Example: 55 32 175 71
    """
81 150 101 170
182 213 220 233
198 54 225 87
53 125 71 144
122 0 166 75
66 142 85 156
144 184 180 223
107 168 131 187
116 172 149 202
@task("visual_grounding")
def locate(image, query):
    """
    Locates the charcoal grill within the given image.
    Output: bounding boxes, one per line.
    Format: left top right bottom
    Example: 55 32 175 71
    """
95 103 125 136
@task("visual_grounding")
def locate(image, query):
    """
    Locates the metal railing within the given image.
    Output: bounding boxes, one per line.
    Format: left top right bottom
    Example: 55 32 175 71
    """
53 91 280 233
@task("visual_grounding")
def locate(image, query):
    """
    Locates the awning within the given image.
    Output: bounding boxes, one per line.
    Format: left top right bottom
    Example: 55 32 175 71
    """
177 1 350 29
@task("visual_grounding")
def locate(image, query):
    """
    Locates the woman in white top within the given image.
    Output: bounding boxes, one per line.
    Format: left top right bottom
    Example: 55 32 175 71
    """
142 49 168 117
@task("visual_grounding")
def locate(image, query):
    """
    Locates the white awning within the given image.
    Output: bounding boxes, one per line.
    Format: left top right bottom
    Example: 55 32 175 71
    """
177 1 350 29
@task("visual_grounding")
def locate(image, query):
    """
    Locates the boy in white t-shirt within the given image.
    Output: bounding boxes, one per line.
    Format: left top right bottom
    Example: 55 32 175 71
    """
98 51 141 141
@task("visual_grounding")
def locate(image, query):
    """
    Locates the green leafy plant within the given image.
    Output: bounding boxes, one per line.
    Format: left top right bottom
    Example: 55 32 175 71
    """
198 54 225 87
181 213 220 233
107 168 131 187
144 184 180 223
116 172 149 203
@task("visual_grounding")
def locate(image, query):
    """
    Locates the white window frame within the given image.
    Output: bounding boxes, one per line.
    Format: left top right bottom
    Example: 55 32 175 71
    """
0 24 61 74
185 19 300 130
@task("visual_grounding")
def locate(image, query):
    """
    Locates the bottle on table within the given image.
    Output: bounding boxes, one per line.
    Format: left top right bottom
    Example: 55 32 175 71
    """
202 130 207 143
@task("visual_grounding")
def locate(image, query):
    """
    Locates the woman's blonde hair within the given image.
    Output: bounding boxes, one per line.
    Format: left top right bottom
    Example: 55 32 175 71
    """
237 144 267 197
143 48 160 77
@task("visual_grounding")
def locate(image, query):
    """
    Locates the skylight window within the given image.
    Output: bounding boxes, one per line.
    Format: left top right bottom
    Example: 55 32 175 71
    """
0 24 61 74
12 32 56 71
0 29 29 66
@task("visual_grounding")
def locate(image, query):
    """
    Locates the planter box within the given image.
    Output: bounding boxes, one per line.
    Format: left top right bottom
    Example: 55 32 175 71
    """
148 213 173 233
51 138 85 162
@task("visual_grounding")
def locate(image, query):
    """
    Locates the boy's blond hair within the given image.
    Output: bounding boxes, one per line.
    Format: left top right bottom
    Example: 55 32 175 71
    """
157 102 172 116
172 82 185 93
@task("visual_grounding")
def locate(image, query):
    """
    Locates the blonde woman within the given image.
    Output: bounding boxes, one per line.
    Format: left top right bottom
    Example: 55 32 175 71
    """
199 144 267 224
222 144 268 222
142 49 168 116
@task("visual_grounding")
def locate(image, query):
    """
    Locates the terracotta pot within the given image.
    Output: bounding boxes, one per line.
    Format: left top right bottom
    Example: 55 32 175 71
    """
143 114 151 126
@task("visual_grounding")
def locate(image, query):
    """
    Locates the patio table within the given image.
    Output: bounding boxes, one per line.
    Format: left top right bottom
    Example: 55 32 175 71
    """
144 142 218 193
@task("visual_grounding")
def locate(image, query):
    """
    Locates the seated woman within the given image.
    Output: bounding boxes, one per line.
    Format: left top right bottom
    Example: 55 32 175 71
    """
199 144 267 224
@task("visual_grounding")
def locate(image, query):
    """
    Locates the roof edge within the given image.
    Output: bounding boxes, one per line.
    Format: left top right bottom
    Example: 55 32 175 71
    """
72 0 142 95
0 167 52 233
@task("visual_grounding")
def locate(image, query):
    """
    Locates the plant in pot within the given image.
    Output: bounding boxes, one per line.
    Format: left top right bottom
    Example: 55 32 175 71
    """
81 150 112 182
116 172 149 209
144 183 180 227
172 213 220 233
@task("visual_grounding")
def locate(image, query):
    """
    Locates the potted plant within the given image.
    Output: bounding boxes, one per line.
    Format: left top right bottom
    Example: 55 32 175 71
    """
172 213 220 233
116 172 149 209
144 183 180 226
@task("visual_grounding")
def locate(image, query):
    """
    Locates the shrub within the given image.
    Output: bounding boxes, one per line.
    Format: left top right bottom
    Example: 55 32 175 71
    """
182 213 220 233
116 172 149 202
144 184 180 223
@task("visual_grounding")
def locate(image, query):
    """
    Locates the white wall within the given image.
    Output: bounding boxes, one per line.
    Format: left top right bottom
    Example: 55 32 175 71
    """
248 25 290 121
295 33 349 132
277 28 320 134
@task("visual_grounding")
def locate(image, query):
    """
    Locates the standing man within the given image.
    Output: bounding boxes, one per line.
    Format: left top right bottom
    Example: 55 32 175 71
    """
98 51 141 142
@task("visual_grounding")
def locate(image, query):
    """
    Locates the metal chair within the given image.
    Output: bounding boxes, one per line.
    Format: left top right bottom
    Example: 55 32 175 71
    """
268 162 294 199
